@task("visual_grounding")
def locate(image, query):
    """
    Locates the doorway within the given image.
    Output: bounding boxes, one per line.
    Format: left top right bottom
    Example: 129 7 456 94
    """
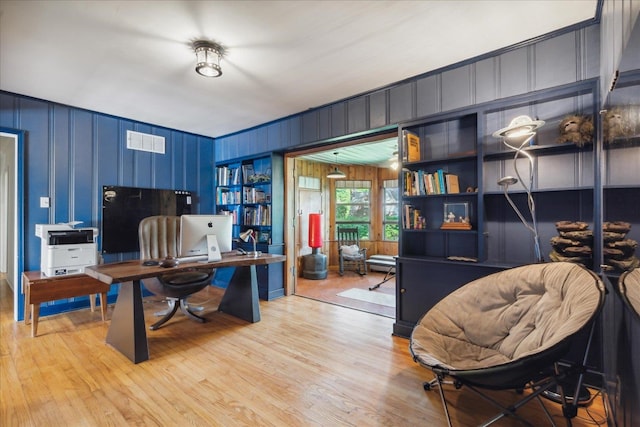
283 132 399 317
0 129 24 321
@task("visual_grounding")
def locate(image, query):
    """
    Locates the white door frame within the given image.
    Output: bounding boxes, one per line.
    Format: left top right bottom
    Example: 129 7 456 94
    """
1 129 24 321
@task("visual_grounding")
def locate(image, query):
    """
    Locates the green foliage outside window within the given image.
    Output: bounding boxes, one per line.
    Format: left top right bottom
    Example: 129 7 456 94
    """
335 184 370 239
383 181 399 241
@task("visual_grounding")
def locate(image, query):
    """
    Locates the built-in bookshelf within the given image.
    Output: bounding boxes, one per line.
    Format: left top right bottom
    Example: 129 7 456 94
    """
394 80 605 338
215 153 284 300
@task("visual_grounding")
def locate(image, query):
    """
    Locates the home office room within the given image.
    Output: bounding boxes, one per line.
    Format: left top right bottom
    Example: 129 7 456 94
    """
1 1 639 426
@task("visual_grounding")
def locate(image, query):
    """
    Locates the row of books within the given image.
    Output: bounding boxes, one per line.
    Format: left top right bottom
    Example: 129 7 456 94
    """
403 169 460 196
216 166 241 186
216 187 241 205
402 204 426 230
217 208 239 225
243 205 271 226
243 186 268 204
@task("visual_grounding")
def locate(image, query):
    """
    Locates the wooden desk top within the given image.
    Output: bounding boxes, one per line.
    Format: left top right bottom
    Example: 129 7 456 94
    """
84 252 286 285
22 271 94 284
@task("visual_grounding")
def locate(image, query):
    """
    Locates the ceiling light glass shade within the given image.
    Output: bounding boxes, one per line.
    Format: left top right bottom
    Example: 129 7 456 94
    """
327 167 346 179
327 151 346 179
193 41 222 77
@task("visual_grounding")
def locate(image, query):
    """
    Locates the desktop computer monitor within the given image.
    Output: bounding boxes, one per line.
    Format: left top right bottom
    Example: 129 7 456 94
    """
179 214 233 258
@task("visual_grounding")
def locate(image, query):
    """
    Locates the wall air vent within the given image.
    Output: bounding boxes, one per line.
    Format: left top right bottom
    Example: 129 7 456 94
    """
126 130 165 154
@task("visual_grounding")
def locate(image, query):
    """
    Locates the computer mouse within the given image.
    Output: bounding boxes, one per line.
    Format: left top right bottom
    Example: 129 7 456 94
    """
142 260 160 266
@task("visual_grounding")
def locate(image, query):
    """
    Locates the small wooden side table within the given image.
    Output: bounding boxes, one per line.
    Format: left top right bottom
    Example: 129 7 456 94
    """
22 271 111 337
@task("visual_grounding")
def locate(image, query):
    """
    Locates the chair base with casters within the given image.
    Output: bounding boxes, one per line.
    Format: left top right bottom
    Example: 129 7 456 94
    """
138 216 215 330
410 262 605 427
337 226 367 276
142 269 214 330
149 297 207 331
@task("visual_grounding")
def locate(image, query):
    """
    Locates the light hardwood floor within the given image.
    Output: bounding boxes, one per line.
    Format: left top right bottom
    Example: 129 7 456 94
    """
0 276 607 426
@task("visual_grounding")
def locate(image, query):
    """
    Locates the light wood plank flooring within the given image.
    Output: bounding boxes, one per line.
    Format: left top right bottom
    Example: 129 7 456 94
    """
0 276 607 426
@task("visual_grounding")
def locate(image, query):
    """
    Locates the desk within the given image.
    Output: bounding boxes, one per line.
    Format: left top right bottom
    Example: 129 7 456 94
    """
85 253 286 363
22 271 110 337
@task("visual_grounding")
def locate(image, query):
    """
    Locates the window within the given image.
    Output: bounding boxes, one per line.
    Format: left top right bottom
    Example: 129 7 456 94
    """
335 180 371 239
383 179 399 241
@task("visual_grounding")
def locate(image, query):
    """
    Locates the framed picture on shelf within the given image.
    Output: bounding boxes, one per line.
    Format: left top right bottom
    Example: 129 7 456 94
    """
258 231 270 243
441 202 471 230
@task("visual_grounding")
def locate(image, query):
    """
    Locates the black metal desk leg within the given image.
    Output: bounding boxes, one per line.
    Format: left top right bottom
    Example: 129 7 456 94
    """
218 265 261 323
106 279 149 364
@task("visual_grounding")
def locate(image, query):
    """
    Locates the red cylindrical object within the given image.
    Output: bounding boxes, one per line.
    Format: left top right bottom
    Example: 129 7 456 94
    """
308 213 322 248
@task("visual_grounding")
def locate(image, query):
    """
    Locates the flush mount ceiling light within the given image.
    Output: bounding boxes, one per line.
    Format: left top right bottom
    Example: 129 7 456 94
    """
327 152 346 179
193 40 223 77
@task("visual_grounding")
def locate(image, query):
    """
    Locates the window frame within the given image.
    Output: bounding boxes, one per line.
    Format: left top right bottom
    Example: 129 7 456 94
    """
382 179 399 241
334 180 371 240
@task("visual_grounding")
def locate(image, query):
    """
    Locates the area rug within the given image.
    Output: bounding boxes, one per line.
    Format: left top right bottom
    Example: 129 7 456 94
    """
336 288 395 308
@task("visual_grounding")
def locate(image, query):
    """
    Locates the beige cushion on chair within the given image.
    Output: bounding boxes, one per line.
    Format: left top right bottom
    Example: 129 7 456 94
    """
411 262 603 372
340 244 361 257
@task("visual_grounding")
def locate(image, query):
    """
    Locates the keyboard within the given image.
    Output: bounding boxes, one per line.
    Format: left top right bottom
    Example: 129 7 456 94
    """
176 255 208 263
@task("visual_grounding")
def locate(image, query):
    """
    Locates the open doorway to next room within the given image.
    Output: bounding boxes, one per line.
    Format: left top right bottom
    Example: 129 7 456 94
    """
285 132 399 318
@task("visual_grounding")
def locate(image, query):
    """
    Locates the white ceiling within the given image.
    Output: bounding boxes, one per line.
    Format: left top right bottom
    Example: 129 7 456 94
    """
0 0 598 162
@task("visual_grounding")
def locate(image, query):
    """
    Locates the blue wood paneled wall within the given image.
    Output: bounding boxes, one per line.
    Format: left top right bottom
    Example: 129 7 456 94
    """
0 93 214 318
216 25 600 160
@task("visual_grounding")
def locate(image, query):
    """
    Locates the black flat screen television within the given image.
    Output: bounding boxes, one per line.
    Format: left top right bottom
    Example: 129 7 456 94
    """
102 185 193 254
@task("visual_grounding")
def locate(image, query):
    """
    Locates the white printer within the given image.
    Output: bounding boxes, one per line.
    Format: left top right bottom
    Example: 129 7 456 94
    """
35 223 99 277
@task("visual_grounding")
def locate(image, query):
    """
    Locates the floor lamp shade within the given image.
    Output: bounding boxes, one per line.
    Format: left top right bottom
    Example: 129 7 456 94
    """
308 213 322 249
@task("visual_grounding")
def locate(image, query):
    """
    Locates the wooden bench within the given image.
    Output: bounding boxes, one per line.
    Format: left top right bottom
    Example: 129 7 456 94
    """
365 255 397 290
22 271 111 337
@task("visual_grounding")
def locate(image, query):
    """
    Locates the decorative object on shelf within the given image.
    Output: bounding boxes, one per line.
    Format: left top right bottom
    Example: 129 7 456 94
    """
602 107 633 144
440 202 471 230
549 221 593 269
602 221 639 272
239 229 261 258
302 213 327 279
556 115 593 147
327 152 346 179
193 40 223 78
247 169 271 183
493 115 546 263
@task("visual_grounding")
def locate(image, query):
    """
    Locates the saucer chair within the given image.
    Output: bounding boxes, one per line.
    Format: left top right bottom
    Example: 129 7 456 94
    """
619 267 640 321
410 262 605 426
138 216 215 330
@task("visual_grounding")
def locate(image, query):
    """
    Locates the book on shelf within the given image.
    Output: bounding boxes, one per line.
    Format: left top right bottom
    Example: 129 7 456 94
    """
242 164 255 184
403 204 425 229
403 130 421 162
445 174 460 194
436 169 446 194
